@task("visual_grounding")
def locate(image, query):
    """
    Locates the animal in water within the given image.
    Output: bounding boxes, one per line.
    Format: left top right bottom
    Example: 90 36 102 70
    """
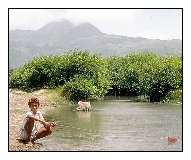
168 136 177 144
76 100 92 111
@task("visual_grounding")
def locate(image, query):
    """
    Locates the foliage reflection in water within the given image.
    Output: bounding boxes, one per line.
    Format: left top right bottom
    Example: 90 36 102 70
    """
42 97 182 151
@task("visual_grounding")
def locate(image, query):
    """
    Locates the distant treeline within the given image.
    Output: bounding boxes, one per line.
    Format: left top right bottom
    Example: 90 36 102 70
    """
9 50 182 102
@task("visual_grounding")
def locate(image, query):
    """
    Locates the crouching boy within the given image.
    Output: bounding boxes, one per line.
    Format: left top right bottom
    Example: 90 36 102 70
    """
18 97 56 144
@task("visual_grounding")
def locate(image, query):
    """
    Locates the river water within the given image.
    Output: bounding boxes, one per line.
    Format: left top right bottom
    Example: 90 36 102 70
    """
40 97 182 151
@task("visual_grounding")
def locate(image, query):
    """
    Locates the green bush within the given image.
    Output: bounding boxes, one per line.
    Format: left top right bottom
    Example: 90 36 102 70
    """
147 56 182 102
9 51 182 102
62 75 99 101
107 53 182 102
61 51 111 101
9 50 111 100
107 53 160 96
164 89 182 103
9 56 59 90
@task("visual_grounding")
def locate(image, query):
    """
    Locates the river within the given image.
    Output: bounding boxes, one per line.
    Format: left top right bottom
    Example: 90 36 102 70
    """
40 97 182 151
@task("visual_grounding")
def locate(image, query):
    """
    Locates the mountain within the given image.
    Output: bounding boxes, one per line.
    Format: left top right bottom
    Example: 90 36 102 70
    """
9 19 182 68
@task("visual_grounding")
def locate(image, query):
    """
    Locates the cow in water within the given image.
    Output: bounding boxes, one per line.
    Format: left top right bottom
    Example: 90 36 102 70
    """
76 99 92 111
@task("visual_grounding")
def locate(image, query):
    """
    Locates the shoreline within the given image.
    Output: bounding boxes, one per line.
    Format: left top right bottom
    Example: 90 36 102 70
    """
9 88 181 151
9 89 56 151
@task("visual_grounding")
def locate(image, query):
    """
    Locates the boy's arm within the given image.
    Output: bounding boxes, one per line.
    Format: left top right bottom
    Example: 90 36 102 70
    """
27 114 55 128
27 115 47 126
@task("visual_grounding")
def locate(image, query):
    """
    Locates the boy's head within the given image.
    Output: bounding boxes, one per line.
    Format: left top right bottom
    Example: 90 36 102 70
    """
28 97 39 113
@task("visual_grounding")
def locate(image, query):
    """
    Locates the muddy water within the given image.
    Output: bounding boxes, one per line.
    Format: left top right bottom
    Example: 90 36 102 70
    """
40 97 182 151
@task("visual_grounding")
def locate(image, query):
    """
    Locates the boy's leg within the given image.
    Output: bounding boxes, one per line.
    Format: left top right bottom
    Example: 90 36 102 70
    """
24 117 35 141
31 126 52 143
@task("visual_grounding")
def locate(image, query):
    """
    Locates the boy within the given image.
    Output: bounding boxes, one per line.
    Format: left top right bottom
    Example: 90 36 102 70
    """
18 97 56 144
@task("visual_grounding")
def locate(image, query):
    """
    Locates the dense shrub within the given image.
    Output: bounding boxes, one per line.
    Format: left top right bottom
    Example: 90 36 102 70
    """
61 51 111 101
9 51 182 102
9 50 111 100
164 89 182 103
9 67 30 90
9 56 58 90
107 53 160 96
62 75 99 101
107 53 182 102
147 56 182 102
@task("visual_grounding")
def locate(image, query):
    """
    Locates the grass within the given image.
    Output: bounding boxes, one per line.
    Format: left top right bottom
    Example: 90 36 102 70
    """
42 87 64 102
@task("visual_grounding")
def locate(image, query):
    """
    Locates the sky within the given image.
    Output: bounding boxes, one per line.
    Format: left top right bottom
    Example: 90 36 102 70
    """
9 9 182 40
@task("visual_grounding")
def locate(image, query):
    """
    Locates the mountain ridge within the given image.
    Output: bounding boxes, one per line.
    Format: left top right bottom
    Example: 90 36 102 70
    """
9 19 182 68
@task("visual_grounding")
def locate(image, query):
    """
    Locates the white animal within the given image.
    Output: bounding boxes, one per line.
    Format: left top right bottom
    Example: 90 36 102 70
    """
77 101 91 111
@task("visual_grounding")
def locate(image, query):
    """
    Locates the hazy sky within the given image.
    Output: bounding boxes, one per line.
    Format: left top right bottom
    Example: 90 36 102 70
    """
9 9 182 40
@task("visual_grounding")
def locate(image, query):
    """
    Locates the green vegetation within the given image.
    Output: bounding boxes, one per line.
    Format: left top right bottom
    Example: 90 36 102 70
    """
163 89 182 103
9 50 111 101
107 53 182 102
9 51 182 102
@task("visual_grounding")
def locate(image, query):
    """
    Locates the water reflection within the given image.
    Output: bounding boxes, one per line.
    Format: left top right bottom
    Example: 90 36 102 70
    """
76 111 91 121
44 105 102 150
42 98 182 151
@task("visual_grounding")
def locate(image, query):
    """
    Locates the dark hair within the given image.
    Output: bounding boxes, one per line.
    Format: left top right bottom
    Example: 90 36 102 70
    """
28 97 40 106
